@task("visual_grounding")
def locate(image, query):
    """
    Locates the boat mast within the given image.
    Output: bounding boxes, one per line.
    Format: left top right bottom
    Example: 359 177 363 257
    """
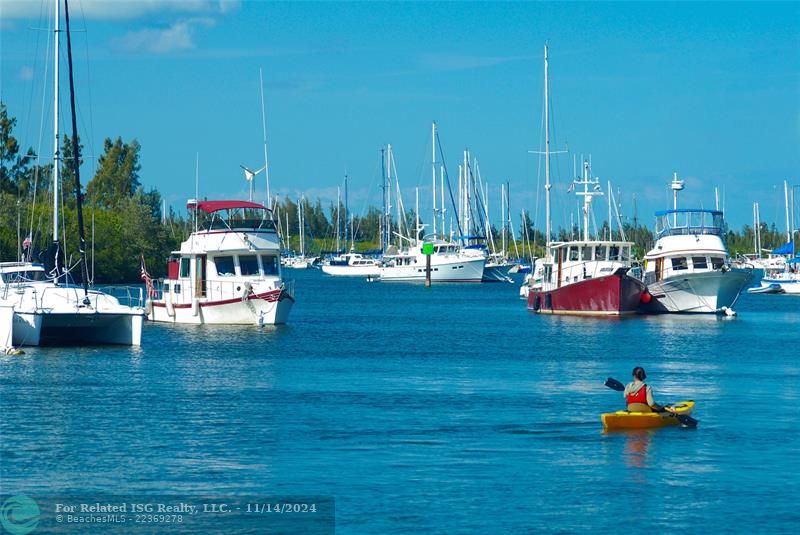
785 180 791 243
501 182 506 255
336 186 341 253
544 43 551 254
64 0 90 296
415 187 420 244
52 0 61 282
432 121 437 236
671 172 684 226
440 165 445 236
345 174 352 250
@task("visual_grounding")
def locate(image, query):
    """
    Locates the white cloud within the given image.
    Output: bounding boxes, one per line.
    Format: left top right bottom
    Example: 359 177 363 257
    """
17 66 34 80
112 21 194 54
111 15 220 54
0 0 241 20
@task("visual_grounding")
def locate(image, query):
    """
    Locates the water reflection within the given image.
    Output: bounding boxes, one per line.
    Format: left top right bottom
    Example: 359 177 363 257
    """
622 430 653 469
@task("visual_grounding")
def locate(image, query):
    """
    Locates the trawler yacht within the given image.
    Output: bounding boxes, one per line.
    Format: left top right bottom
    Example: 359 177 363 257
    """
640 175 751 313
147 200 294 325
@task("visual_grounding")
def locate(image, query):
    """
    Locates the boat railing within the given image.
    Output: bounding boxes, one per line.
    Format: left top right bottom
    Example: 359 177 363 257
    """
152 277 289 304
101 285 146 308
34 284 145 310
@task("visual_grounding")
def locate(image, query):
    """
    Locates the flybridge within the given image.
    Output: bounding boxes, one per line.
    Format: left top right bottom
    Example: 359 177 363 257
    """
655 209 724 239
186 199 277 233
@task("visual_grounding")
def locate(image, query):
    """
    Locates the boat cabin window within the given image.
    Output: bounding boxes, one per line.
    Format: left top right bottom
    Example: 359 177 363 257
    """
569 247 579 261
671 257 688 271
214 256 236 276
581 246 592 261
692 256 708 269
711 257 725 270
239 255 260 276
621 247 631 262
261 255 279 276
595 246 608 261
179 258 190 278
1 269 48 282
609 246 620 261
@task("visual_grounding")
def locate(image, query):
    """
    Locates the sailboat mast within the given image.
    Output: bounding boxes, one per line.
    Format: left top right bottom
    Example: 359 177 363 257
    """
64 0 90 295
432 121 437 236
440 165 445 236
415 187 420 244
52 0 61 274
501 182 506 255
543 43 552 252
785 180 791 243
336 186 341 253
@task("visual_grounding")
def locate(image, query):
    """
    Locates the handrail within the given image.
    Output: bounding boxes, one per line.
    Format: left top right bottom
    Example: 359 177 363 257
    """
152 277 288 304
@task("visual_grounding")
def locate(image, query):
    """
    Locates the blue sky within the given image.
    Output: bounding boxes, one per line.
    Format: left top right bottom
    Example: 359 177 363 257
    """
1 0 798 232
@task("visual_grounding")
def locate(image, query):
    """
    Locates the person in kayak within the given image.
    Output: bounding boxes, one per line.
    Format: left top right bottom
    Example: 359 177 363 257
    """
624 367 663 412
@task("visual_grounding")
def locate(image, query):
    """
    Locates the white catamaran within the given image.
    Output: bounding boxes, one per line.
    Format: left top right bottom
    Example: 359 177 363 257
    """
1 0 144 346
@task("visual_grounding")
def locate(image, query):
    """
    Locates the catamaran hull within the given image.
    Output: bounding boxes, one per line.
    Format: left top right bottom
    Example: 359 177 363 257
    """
321 264 382 277
527 271 645 316
642 269 751 313
148 289 294 325
11 310 143 346
380 257 485 283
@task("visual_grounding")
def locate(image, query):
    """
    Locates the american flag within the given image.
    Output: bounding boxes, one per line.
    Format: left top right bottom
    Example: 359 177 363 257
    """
22 234 32 250
140 256 157 298
140 256 151 282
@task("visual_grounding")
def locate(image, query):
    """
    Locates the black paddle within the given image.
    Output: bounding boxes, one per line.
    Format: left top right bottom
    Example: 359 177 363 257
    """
604 377 699 428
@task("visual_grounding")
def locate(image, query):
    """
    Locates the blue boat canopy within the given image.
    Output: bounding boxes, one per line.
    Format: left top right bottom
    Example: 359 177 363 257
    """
654 208 723 217
772 241 794 255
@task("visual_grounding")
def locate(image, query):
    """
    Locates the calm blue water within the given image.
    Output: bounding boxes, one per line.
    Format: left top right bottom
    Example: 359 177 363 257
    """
2 271 799 533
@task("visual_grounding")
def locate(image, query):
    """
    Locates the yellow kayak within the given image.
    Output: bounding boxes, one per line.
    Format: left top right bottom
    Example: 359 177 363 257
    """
601 401 695 430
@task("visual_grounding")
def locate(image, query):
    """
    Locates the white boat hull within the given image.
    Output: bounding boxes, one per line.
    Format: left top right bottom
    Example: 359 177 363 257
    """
12 309 144 346
645 269 751 313
148 288 294 325
2 284 145 346
380 257 485 282
321 264 381 277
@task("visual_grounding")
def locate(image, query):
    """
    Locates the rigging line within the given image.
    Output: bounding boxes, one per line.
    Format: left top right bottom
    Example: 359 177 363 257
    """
28 7 54 249
20 0 49 152
434 128 464 239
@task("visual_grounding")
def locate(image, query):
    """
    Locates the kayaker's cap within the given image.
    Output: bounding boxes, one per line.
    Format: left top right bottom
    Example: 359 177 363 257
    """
632 367 646 381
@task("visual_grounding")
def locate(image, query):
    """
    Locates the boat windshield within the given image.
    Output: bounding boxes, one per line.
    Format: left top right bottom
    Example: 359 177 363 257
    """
199 208 277 232
655 209 723 239
0 269 49 283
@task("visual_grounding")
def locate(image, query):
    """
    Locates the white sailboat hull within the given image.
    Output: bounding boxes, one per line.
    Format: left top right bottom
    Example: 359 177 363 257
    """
380 256 485 282
2 284 145 346
321 264 382 277
645 270 751 313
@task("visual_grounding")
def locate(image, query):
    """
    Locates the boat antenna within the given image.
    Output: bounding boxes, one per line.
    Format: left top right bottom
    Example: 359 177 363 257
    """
64 0 90 299
259 67 271 206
